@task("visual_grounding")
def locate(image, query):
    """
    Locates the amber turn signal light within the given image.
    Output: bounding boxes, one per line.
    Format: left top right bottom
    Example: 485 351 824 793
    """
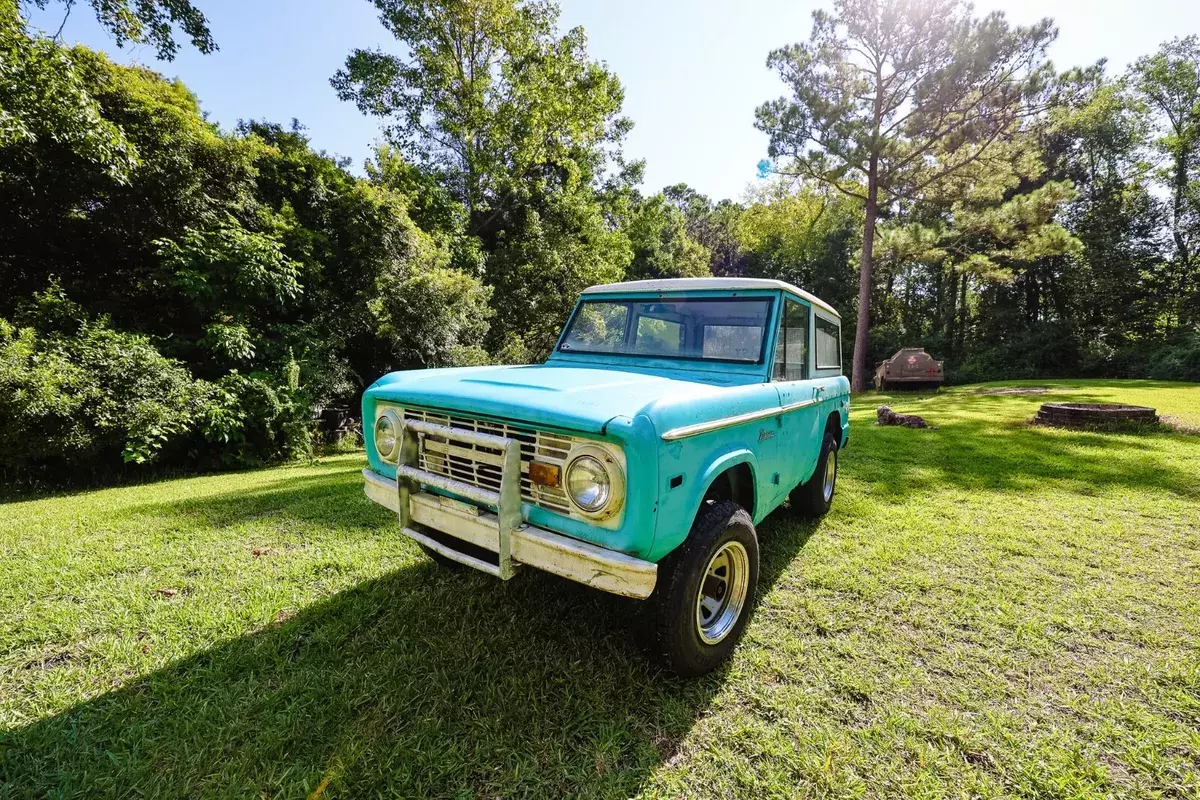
528 461 561 488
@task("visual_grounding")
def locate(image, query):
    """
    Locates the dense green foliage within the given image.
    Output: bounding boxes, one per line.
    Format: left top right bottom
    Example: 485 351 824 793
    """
2 381 1197 796
1 0 1198 485
751 1 1200 386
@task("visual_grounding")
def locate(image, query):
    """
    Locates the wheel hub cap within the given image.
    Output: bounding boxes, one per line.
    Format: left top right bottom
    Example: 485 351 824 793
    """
822 450 837 503
696 541 750 645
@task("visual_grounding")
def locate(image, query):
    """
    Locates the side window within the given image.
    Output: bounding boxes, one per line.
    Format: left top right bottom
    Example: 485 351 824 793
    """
815 315 841 369
772 298 809 381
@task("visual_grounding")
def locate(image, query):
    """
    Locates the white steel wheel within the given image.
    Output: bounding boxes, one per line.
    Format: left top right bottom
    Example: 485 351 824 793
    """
695 540 751 645
822 448 838 503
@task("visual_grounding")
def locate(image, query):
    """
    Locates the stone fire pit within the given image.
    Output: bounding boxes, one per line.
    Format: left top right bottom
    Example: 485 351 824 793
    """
1034 402 1158 429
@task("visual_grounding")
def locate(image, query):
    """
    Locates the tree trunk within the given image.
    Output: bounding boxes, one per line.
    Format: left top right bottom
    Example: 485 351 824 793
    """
851 169 879 393
1025 271 1040 324
1171 146 1192 329
946 266 959 351
956 273 968 354
851 66 885 394
931 265 944 341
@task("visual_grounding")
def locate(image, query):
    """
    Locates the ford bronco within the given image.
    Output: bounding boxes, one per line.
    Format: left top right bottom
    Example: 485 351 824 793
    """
362 278 850 675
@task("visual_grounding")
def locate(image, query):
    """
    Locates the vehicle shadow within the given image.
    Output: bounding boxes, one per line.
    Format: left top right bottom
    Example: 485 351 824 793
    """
0 470 820 798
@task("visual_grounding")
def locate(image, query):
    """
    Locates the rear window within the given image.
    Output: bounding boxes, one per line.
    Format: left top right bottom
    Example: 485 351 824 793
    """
815 316 841 369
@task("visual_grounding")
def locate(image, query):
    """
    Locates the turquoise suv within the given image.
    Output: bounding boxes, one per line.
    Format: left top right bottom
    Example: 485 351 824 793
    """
363 278 850 675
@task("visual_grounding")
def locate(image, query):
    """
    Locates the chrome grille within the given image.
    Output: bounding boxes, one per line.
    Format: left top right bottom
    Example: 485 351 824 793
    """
398 408 574 514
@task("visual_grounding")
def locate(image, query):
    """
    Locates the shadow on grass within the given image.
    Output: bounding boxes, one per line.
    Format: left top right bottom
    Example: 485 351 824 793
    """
115 468 387 532
848 389 1200 501
0 468 821 798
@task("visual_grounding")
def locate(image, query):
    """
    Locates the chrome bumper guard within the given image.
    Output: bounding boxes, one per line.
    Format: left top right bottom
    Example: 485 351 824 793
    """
363 419 656 599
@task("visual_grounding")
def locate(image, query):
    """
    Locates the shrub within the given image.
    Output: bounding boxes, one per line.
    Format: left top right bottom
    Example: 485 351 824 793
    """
1078 334 1200 382
950 322 1084 384
0 317 197 480
371 266 493 369
1146 335 1200 382
0 291 318 487
194 370 313 468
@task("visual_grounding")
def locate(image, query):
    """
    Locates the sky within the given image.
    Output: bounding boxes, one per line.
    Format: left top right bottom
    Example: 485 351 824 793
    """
26 0 1200 202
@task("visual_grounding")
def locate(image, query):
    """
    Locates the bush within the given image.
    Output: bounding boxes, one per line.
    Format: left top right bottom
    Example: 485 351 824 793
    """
194 369 313 468
1079 334 1200 383
1146 336 1200 382
950 322 1084 384
371 266 493 368
0 317 197 480
0 293 317 487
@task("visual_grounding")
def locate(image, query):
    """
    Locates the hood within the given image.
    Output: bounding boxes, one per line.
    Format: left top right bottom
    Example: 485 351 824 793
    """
365 363 751 434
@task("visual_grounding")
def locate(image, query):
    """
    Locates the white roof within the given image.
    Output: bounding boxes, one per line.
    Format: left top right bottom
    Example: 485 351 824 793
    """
581 278 840 319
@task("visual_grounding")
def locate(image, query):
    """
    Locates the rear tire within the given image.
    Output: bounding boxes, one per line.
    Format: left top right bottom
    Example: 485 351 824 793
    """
649 501 759 677
789 433 838 517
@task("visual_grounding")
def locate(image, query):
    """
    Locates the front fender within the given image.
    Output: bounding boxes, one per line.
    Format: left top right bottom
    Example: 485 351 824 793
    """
647 439 761 563
697 449 759 517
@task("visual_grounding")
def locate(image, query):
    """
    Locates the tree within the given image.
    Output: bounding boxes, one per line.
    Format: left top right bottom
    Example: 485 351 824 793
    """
663 183 747 275
20 0 214 60
625 193 711 281
1042 65 1167 344
332 0 633 356
756 0 1056 390
332 0 627 223
1131 37 1200 330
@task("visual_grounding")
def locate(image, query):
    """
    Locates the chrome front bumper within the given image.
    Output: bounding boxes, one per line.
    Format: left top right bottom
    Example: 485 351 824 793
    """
363 419 656 599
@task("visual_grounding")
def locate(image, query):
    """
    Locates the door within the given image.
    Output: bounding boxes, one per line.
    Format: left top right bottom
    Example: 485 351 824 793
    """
772 297 824 494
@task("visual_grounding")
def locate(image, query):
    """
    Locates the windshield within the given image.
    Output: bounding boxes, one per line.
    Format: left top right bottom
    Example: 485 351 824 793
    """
558 297 773 363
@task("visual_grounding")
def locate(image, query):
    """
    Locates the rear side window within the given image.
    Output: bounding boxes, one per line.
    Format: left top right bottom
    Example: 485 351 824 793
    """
815 316 841 369
772 298 809 381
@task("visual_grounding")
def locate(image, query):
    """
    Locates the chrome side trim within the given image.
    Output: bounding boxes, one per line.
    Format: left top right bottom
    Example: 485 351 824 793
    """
660 397 822 441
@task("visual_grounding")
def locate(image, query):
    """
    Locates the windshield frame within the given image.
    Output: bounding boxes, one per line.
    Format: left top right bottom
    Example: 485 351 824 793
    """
556 295 777 365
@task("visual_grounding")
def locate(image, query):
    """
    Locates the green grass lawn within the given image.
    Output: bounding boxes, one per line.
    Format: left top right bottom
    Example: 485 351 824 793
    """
1 380 1198 799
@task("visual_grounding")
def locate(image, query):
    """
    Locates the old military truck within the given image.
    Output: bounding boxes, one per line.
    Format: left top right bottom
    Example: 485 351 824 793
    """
874 348 944 391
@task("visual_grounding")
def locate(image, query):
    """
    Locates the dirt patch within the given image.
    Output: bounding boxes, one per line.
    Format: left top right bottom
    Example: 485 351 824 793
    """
23 648 85 670
1161 415 1200 435
973 387 1051 396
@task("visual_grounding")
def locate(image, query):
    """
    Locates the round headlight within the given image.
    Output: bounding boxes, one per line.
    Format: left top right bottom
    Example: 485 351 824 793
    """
374 413 398 460
566 455 611 512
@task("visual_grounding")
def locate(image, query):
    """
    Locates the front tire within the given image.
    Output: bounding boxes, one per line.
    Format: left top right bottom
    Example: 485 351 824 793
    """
790 432 838 517
649 501 759 677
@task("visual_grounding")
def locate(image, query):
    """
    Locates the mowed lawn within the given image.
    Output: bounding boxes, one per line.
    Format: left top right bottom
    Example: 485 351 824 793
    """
1 380 1198 799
